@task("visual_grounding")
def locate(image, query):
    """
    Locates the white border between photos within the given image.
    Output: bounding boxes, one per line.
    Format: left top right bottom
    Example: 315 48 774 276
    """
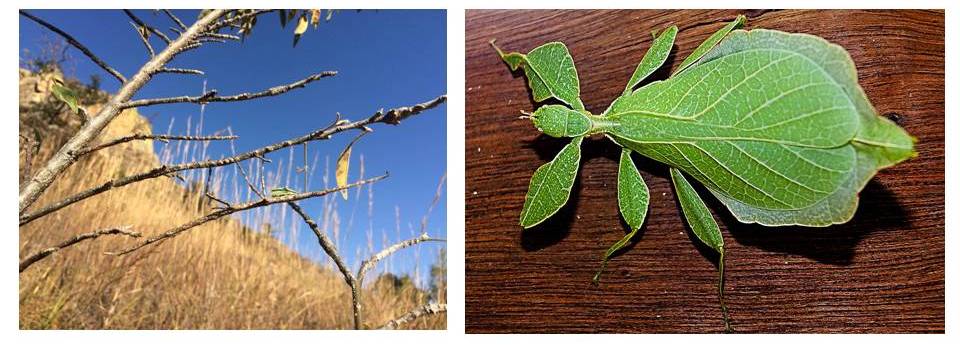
3 0 956 344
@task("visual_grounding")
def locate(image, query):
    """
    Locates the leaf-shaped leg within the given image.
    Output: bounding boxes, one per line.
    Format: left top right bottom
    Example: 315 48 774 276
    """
519 136 584 228
670 168 732 333
623 25 678 95
593 148 649 284
491 40 586 110
672 14 746 76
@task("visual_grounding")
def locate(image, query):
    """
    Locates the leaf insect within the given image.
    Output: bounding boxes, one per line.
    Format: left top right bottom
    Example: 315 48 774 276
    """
493 15 916 332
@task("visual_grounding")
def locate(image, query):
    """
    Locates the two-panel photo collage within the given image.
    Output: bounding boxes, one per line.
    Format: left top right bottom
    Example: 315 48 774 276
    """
10 1 951 343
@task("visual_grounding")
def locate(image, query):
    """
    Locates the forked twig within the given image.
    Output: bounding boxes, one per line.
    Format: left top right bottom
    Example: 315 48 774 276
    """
357 233 446 287
77 133 237 156
20 226 140 273
120 71 338 109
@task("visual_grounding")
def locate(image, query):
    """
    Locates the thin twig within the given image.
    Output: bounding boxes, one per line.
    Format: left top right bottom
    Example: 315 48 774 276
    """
123 9 171 43
77 133 237 156
108 174 387 256
288 201 362 328
20 226 140 273
357 233 445 286
20 95 446 226
287 202 356 287
377 303 447 330
18 10 127 83
205 192 231 208
131 22 155 57
155 67 205 76
161 9 187 31
120 71 338 109
206 9 274 33
201 32 241 41
227 128 265 199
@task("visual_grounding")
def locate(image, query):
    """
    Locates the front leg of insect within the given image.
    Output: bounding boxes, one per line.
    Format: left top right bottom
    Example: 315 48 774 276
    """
593 148 648 284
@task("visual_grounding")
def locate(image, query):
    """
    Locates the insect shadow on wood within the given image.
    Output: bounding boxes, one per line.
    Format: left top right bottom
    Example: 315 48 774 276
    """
720 180 910 266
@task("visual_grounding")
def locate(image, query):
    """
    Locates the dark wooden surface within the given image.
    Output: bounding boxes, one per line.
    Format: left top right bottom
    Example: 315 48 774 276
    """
465 10 944 333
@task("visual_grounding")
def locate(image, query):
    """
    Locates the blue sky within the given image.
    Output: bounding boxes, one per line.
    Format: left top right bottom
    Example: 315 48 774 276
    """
20 10 447 287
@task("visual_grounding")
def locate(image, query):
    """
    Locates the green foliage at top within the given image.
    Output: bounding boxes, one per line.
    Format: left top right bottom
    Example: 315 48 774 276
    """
494 15 916 330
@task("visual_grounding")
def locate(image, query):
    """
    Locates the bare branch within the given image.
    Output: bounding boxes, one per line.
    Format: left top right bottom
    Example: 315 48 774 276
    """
287 201 362 328
206 9 274 33
205 192 231 208
20 226 140 273
123 9 171 43
108 174 388 256
130 22 155 57
358 233 445 286
120 71 338 109
161 9 187 31
155 67 205 76
18 10 127 83
372 95 448 125
227 128 265 199
20 95 446 226
378 303 447 330
18 9 227 214
287 202 355 285
77 133 237 156
201 32 241 41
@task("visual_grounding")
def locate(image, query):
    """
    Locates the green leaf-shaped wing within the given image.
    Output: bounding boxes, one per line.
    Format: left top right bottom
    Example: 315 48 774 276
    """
624 25 678 94
492 41 585 110
606 34 861 211
594 148 649 283
519 136 583 228
689 29 916 226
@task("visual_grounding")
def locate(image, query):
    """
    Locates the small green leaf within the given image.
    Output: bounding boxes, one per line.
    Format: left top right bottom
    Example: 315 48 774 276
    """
624 25 678 94
673 14 745 76
594 149 649 283
491 40 585 110
670 168 730 332
270 187 298 198
519 136 583 228
51 79 80 115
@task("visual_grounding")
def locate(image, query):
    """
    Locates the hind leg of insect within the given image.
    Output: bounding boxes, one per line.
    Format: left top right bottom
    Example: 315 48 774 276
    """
670 167 733 333
593 148 649 284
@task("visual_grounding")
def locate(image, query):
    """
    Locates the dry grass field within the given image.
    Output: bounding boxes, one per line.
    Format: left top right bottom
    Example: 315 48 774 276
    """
18 69 445 330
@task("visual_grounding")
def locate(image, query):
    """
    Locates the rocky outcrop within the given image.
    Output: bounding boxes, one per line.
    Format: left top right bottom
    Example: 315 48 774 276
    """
19 68 158 173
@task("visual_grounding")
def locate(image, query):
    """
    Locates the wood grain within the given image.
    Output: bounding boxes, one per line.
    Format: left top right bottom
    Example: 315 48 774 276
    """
465 9 944 333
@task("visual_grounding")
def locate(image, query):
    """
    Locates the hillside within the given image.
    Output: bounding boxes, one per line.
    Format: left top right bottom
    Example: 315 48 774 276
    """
18 68 444 329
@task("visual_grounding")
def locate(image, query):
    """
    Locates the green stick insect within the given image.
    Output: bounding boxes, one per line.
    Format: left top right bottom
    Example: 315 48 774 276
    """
492 15 915 331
